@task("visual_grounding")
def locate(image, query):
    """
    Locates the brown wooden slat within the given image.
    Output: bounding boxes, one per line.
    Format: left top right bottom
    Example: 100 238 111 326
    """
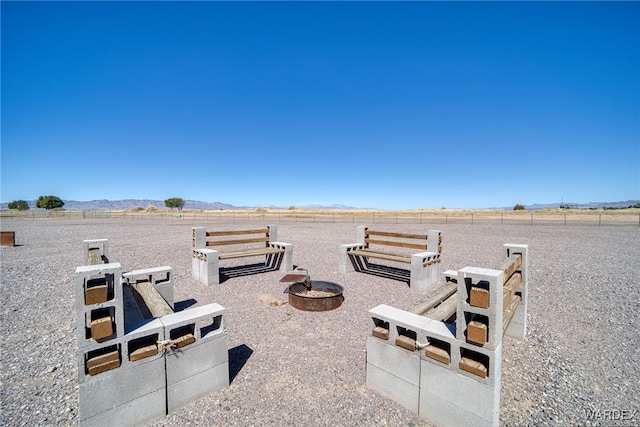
495 253 522 285
366 230 428 240
348 249 412 264
207 237 270 246
408 281 457 315
206 229 269 237
502 295 522 337
502 272 522 309
364 238 428 250
219 247 284 260
425 294 457 321
132 282 174 317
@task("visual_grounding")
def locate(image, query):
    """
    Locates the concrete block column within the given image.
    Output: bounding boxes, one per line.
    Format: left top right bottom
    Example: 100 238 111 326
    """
161 303 229 412
76 263 125 350
410 251 440 290
357 225 367 246
191 227 206 249
339 243 364 273
269 242 293 271
456 267 504 351
192 248 220 286
266 224 278 242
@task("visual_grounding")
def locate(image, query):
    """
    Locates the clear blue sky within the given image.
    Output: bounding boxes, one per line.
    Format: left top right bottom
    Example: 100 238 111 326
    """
2 1 639 209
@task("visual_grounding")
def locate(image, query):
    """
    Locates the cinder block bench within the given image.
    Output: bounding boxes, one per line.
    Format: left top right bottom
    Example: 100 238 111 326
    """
83 239 109 265
366 243 528 427
76 259 229 427
339 226 442 290
192 226 293 285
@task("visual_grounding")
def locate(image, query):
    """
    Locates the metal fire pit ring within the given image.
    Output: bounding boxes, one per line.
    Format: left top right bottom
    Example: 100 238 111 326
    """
288 280 344 312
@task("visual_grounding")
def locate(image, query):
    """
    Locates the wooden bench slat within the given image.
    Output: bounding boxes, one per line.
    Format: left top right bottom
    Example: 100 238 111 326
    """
366 230 429 240
219 247 284 260
206 228 269 237
495 253 522 285
365 238 428 251
132 282 174 317
348 249 412 264
408 281 458 315
425 293 458 321
207 237 270 246
502 294 522 336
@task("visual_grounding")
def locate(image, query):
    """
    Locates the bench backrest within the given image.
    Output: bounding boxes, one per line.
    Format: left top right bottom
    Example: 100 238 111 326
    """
357 226 442 253
192 225 278 250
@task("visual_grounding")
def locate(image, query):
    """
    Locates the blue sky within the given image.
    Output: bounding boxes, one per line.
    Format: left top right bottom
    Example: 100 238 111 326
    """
2 1 639 209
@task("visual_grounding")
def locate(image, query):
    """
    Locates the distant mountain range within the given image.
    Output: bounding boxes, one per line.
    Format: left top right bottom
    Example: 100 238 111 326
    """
1 198 638 211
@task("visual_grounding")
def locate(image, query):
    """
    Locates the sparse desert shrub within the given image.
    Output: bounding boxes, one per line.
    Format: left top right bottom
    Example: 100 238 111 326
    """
513 204 526 211
146 205 159 212
131 206 144 212
255 207 267 213
287 205 297 210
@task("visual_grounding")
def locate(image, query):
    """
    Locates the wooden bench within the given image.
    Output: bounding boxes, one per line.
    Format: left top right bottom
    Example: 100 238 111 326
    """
192 226 293 285
339 226 442 290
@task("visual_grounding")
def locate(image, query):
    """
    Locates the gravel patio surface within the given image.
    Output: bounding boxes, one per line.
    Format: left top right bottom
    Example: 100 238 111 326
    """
1 219 638 426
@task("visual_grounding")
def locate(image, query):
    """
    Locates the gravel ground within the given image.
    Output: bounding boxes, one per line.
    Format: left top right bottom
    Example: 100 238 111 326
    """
1 219 638 426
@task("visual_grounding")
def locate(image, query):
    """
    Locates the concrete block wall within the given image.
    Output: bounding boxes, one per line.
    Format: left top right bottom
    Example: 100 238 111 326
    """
78 319 167 427
192 248 221 285
366 244 528 427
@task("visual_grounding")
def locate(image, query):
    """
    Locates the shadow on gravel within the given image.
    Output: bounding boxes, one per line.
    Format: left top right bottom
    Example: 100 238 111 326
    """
219 261 283 284
353 262 411 286
229 344 254 384
174 298 197 312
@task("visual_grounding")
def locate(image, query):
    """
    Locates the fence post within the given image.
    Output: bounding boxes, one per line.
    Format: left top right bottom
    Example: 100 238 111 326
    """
564 213 567 226
530 212 533 225
471 213 474 225
501 212 503 225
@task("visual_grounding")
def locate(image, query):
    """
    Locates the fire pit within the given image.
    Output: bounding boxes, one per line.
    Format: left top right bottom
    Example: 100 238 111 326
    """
280 271 344 312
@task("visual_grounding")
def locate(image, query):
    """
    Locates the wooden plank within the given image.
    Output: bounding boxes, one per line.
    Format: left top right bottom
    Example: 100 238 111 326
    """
366 230 428 240
348 249 412 264
495 253 522 285
132 282 174 317
470 287 490 308
372 326 390 340
395 335 416 351
219 246 284 260
85 278 108 305
206 229 269 236
408 281 457 315
90 316 114 341
207 236 270 246
502 295 522 337
173 333 196 348
365 238 428 250
86 350 120 376
425 345 451 365
425 294 457 321
502 272 522 310
129 344 158 362
459 357 487 378
87 248 103 265
467 320 488 345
